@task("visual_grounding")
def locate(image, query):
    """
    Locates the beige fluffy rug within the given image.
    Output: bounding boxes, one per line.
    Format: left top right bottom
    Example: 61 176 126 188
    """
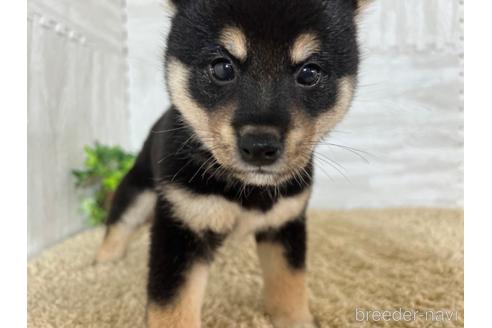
28 209 463 327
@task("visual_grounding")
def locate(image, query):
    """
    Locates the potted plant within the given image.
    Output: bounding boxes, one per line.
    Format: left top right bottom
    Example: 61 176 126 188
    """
72 142 135 226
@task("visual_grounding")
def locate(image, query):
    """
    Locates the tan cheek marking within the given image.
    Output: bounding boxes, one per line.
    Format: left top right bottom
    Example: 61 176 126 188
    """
257 243 313 326
283 111 316 171
290 33 321 64
313 76 356 142
147 264 209 328
209 106 237 168
282 76 355 175
167 58 214 150
219 26 248 61
167 62 238 169
163 184 241 234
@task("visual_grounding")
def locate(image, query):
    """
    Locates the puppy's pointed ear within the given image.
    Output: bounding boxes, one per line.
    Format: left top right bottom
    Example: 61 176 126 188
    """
165 0 189 13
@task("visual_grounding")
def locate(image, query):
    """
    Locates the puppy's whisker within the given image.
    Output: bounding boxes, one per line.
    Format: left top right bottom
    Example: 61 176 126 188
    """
312 153 350 182
314 152 347 172
301 142 371 163
188 155 215 183
323 143 372 163
200 157 218 180
170 157 195 182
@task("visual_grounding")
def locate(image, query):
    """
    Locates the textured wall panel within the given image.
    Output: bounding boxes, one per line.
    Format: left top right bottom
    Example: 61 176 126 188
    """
27 0 129 256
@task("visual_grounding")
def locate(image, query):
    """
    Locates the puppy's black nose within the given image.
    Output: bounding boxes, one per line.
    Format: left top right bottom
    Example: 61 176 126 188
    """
238 133 282 166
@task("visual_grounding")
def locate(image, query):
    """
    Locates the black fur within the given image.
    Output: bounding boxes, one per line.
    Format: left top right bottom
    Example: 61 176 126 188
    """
166 0 359 142
104 0 362 318
105 139 154 226
151 108 314 211
148 196 224 304
256 215 308 270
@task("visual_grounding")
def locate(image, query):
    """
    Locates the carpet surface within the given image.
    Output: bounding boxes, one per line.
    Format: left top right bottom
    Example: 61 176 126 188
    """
28 209 463 328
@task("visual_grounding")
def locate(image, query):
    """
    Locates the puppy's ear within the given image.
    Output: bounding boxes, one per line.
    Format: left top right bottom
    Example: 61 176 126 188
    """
164 0 190 13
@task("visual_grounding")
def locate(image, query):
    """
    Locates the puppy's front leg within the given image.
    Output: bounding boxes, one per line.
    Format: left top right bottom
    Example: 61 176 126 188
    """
256 216 315 328
146 199 223 328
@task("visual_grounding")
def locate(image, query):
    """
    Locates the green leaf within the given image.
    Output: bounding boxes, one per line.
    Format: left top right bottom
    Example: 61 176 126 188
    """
72 142 136 226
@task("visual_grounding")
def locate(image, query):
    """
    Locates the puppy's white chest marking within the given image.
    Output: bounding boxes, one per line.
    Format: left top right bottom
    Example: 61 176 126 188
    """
162 185 310 236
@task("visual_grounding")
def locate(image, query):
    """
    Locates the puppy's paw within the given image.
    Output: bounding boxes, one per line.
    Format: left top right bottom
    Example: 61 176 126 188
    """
264 292 316 328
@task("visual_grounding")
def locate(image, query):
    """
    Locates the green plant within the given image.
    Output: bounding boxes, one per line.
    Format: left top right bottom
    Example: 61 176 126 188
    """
72 142 135 226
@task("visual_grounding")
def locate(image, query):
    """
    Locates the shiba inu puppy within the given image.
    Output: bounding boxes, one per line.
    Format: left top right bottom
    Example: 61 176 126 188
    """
96 0 369 327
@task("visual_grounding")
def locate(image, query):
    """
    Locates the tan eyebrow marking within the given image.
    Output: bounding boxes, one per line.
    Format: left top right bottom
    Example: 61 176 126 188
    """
290 33 321 64
219 26 248 61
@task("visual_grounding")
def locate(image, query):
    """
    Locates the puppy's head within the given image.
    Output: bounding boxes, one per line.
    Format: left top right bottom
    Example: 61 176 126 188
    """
165 0 367 186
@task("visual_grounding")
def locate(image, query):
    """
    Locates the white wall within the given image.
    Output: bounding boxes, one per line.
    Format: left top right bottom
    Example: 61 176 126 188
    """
126 0 463 209
127 0 170 150
310 0 464 208
27 0 129 256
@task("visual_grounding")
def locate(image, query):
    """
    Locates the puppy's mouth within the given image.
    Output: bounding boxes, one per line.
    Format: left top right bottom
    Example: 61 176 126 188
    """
205 133 313 186
244 168 277 175
230 166 283 177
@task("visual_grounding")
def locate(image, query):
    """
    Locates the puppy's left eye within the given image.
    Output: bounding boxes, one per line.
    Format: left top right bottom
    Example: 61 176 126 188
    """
296 64 321 87
210 58 235 83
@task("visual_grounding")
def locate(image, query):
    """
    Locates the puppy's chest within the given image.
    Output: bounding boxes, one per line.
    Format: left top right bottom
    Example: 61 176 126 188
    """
162 185 310 237
229 199 304 238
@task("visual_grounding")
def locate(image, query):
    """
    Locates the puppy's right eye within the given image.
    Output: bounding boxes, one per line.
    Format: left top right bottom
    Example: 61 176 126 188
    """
210 59 235 83
296 64 321 87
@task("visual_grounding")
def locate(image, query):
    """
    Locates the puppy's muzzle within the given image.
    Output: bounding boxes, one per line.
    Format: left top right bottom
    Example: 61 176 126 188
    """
238 133 283 166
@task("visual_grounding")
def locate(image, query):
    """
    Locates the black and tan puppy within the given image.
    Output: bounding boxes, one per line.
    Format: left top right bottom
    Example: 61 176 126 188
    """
96 0 368 327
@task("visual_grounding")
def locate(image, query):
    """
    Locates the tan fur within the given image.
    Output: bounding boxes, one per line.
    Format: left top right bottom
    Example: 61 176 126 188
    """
231 188 311 239
121 191 157 228
313 76 355 142
95 224 133 263
167 60 283 186
219 26 248 62
167 58 238 171
290 33 321 64
257 243 314 328
282 76 356 180
167 58 215 151
162 184 311 237
357 0 373 11
163 185 239 234
236 77 355 185
147 263 209 328
282 110 317 180
95 191 156 263
209 105 237 168
167 58 355 187
162 0 178 16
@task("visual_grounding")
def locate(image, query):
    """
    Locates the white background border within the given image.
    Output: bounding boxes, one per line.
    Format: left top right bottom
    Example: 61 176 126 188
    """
464 0 492 326
0 1 27 327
